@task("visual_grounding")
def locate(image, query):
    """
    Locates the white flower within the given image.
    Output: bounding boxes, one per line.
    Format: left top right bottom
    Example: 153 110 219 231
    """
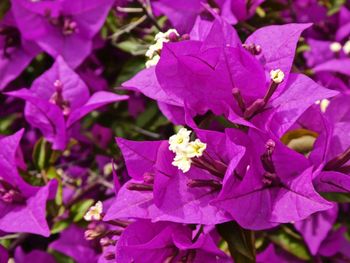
145 45 157 58
155 29 179 41
84 201 103 221
103 163 113 175
315 99 330 113
168 128 191 153
145 40 166 59
186 139 207 158
168 128 206 173
329 42 342 53
145 29 179 67
172 154 192 173
270 69 285 84
343 40 350 55
145 55 160 68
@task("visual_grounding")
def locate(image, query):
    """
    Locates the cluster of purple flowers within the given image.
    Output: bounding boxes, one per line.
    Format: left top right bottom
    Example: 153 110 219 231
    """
1 0 350 262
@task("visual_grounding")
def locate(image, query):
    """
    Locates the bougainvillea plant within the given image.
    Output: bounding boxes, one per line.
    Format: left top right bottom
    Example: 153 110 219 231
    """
1 0 350 262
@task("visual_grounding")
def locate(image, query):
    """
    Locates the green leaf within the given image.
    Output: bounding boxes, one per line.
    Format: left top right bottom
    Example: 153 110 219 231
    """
255 6 266 17
136 103 159 128
0 0 10 20
296 44 310 53
217 221 256 263
32 138 53 171
327 0 346 15
268 228 311 260
51 219 70 234
0 114 19 133
46 167 63 206
70 199 95 222
321 192 350 203
115 39 148 55
50 250 75 263
116 57 145 85
281 128 318 155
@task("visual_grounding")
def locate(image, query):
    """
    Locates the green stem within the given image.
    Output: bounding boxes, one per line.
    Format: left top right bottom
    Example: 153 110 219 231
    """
217 221 256 263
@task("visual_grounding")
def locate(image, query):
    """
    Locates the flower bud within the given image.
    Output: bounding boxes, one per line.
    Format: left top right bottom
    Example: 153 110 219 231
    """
104 252 116 260
143 172 154 184
100 237 116 247
84 224 106 240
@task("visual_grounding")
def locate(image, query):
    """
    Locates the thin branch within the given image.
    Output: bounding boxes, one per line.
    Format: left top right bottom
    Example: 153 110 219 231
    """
116 7 143 13
133 126 161 139
109 15 147 42
98 178 115 189
8 234 30 255
137 0 162 31
0 234 20 240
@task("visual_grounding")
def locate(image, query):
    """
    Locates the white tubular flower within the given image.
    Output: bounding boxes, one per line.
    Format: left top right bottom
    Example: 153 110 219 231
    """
145 29 179 67
103 163 113 176
154 32 166 41
186 139 207 158
146 55 160 68
169 128 191 153
270 69 285 84
320 99 330 113
343 40 350 55
316 99 330 113
172 154 192 173
147 40 166 57
84 201 103 221
145 45 157 58
155 29 179 41
168 128 207 173
329 42 342 53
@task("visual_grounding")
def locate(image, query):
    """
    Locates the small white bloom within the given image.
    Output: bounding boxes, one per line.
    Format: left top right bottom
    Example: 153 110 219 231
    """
84 201 103 221
186 139 207 158
320 99 330 112
145 29 179 67
343 40 350 55
145 45 157 58
169 128 191 153
172 154 192 173
316 99 330 113
329 42 342 53
270 69 285 84
145 55 160 68
168 128 207 173
155 29 179 41
154 32 166 41
103 163 113 176
145 40 166 58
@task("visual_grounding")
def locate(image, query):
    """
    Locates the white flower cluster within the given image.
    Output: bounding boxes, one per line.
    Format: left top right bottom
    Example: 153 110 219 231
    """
84 201 103 221
145 29 179 68
168 128 207 173
329 40 350 54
